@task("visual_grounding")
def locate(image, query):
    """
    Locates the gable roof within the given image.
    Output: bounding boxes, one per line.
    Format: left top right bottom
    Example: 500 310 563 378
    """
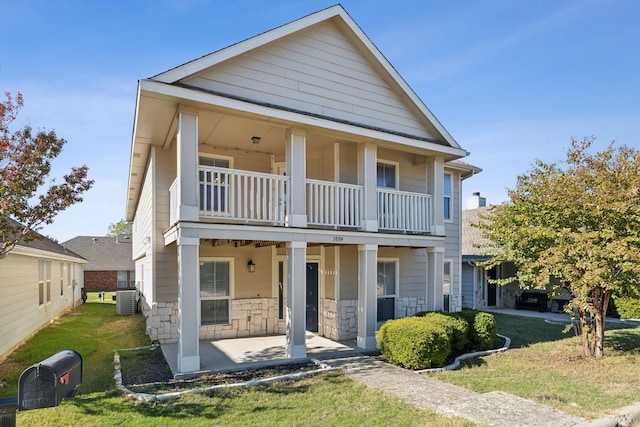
150 5 460 150
62 235 134 271
462 206 494 260
1 217 86 262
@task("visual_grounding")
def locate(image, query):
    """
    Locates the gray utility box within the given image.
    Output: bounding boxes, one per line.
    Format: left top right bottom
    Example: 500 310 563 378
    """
18 350 82 411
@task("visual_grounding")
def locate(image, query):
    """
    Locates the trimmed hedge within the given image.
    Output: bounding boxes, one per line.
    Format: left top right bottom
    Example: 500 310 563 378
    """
376 316 451 369
378 310 497 370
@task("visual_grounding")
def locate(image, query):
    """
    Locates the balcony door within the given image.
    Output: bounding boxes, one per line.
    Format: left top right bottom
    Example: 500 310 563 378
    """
199 155 232 214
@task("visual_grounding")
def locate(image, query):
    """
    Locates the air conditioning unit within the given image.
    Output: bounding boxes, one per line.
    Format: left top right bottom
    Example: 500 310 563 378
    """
116 290 137 315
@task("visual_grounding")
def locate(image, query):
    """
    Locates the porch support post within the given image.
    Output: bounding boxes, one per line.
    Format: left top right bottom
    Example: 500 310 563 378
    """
357 244 378 349
358 142 378 232
426 156 445 235
177 109 199 221
427 247 444 311
286 241 307 358
177 236 200 372
285 128 307 228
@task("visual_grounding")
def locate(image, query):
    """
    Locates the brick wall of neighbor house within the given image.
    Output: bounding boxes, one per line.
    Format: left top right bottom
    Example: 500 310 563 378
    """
84 271 135 291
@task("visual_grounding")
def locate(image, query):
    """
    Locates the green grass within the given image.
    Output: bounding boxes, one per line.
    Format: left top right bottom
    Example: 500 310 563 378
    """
0 302 472 426
430 313 640 418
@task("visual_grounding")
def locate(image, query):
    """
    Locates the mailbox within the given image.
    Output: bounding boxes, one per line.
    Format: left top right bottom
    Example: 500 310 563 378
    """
18 350 82 411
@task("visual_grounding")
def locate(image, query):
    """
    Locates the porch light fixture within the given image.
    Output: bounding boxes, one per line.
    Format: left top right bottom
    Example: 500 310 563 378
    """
247 260 256 273
251 136 261 144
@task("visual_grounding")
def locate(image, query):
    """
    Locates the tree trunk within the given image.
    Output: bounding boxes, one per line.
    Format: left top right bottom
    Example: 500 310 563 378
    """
593 289 610 358
577 305 592 357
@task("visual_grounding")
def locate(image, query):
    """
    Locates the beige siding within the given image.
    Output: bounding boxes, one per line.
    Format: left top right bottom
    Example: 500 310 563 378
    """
199 245 273 299
182 22 434 140
133 156 154 260
324 247 337 300
154 147 178 303
377 148 427 193
379 247 427 298
338 142 358 184
339 246 358 300
198 147 272 174
444 169 462 298
0 253 83 361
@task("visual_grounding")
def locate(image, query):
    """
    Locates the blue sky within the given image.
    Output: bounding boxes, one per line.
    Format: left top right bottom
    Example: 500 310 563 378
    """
3 0 639 242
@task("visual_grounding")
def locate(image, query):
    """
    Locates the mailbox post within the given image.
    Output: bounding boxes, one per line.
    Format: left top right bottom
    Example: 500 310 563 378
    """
0 350 82 427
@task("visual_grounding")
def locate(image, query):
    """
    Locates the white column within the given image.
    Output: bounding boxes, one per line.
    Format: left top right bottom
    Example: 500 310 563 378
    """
427 247 444 311
177 110 199 221
426 156 445 235
358 142 378 232
286 241 307 358
177 235 200 372
357 244 378 349
285 128 307 228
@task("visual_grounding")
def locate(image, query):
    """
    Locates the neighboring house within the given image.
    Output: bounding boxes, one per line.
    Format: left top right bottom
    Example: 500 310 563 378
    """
126 5 479 373
461 195 519 310
62 235 135 292
0 218 86 362
461 193 564 311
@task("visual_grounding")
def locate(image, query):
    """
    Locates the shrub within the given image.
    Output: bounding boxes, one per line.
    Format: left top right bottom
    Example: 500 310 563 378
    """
613 296 640 320
376 317 450 370
419 312 469 353
469 311 497 349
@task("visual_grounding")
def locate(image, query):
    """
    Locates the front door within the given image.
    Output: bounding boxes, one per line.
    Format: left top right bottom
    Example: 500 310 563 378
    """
306 263 319 332
487 266 497 306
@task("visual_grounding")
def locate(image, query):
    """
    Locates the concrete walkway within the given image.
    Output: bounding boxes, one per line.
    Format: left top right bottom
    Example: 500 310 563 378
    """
323 354 585 427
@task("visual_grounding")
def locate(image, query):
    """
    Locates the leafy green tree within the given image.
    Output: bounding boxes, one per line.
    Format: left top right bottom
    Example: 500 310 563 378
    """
478 138 640 358
0 92 94 256
107 219 132 236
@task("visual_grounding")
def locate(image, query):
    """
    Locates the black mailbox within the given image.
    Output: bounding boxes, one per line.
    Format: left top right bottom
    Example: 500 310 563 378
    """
18 350 82 411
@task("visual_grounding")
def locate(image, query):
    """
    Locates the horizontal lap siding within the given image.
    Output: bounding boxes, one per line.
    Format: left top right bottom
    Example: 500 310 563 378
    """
379 247 427 298
155 147 178 303
182 22 433 139
0 255 79 360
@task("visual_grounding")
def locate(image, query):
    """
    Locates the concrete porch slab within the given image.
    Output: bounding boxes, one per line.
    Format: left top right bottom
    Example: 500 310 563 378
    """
161 334 365 378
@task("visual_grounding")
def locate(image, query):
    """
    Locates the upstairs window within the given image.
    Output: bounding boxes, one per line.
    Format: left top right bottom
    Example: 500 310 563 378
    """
444 173 452 220
376 161 397 189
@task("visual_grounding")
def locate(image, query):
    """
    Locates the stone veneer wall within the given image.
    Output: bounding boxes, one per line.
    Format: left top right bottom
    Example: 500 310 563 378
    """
139 294 179 343
321 298 338 340
200 297 281 340
337 300 358 340
396 297 428 318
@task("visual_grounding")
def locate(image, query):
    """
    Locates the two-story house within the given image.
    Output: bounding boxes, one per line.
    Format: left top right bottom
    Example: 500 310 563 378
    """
126 5 479 373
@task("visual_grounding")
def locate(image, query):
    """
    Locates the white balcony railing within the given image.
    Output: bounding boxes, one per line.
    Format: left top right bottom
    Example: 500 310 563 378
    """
199 166 289 224
169 169 433 233
377 188 432 233
306 179 362 228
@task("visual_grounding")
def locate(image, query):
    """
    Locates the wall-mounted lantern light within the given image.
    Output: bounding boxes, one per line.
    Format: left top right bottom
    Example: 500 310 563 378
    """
247 260 256 273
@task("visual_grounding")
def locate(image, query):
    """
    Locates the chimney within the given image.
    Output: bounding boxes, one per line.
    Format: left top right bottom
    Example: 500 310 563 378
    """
467 192 486 209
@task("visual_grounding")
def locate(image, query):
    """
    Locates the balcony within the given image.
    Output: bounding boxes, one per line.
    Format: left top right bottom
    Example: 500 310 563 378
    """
169 167 432 233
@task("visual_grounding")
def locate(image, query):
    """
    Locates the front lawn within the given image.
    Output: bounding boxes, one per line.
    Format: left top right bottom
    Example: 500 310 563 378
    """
0 301 472 427
430 313 640 419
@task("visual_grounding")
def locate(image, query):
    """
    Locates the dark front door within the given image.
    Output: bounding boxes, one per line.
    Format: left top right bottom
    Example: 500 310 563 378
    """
306 263 319 332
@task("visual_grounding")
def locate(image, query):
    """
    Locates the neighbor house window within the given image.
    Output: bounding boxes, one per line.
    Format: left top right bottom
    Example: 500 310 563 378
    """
45 260 51 303
200 259 232 325
130 271 135 289
117 271 128 288
376 161 397 189
443 173 452 220
199 155 232 213
38 260 44 305
67 263 72 288
60 262 64 296
443 261 452 312
377 260 398 322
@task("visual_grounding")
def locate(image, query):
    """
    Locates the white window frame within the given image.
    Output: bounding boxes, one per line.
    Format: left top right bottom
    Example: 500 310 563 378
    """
272 255 287 321
199 257 234 326
38 260 45 306
60 262 64 297
377 258 399 322
443 259 452 312
198 153 234 214
443 172 452 222
45 260 51 304
376 159 399 190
